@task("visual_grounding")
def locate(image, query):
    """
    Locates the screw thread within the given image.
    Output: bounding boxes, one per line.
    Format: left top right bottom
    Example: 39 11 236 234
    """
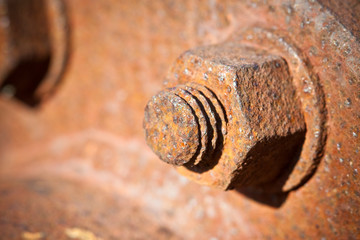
167 83 226 167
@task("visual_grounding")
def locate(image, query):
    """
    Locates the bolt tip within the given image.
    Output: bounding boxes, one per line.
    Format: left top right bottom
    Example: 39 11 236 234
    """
143 90 200 166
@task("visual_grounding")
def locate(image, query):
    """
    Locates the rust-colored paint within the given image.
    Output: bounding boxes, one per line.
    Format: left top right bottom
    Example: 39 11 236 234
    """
0 0 359 239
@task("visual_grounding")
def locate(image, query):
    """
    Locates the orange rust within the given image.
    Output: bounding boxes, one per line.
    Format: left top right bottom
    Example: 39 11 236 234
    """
0 0 359 239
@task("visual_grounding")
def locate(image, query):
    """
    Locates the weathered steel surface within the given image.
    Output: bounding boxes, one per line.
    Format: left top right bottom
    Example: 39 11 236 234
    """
0 0 359 239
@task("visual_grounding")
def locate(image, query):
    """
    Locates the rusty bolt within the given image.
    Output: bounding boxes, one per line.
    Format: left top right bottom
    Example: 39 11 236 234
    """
144 42 307 191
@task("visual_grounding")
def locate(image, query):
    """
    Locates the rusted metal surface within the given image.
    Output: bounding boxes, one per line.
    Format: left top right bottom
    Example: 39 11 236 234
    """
145 43 309 191
0 177 180 240
0 0 359 239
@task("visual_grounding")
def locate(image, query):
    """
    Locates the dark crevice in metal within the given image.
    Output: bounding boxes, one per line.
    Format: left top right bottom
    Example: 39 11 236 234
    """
0 56 51 106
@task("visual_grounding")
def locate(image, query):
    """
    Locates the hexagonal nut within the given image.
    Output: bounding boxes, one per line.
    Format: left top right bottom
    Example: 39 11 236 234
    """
146 42 306 190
